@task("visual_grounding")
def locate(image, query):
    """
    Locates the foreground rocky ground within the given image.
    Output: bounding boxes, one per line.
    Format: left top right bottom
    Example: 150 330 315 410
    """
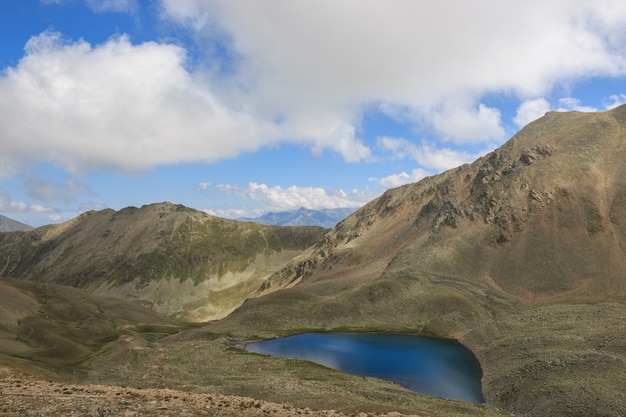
0 367 426 417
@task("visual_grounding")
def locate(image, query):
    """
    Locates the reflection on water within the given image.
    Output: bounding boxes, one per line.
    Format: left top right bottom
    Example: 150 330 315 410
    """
246 332 484 403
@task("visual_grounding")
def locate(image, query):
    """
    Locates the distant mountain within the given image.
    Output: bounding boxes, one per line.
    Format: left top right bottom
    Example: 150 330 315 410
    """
0 202 326 321
0 214 32 232
241 207 356 227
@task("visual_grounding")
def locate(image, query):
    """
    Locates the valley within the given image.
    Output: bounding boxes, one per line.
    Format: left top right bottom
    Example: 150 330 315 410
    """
1 107 626 416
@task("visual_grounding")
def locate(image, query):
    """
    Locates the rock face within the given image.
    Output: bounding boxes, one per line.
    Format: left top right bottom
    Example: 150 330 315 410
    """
0 202 327 321
260 106 626 307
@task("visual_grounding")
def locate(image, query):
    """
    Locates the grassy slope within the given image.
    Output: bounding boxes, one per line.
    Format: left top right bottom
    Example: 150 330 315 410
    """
0 202 327 320
199 108 626 416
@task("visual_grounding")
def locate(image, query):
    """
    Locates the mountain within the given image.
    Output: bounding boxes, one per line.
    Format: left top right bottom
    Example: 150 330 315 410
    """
0 214 32 232
1 108 625 416
209 106 626 416
0 202 326 321
241 207 356 227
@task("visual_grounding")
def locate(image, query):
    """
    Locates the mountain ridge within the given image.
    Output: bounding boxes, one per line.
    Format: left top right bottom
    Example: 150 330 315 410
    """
0 202 327 321
240 207 356 227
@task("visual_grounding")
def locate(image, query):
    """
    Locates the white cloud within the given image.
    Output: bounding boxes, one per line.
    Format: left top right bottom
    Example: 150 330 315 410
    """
607 94 626 109
369 169 431 188
0 30 378 176
196 181 212 191
430 103 505 144
556 97 598 112
161 0 626 143
214 182 369 211
0 191 54 213
0 31 280 174
202 207 256 219
514 98 552 127
515 95 623 128
5 1 626 180
377 137 474 171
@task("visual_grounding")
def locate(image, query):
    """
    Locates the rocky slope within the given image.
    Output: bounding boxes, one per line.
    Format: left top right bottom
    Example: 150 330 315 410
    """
209 106 626 416
243 105 626 321
0 203 326 321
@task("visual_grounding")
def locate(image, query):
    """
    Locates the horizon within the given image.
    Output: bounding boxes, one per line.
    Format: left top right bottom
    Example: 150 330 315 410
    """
1 1 626 227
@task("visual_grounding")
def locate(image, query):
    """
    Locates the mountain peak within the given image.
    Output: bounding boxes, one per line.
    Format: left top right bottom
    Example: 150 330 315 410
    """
0 214 32 232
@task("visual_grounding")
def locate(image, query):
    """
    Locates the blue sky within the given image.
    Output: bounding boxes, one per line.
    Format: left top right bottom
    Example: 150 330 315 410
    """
2 0 626 227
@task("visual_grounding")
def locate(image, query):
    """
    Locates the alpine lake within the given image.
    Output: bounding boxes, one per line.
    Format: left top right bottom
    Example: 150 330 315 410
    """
246 332 484 404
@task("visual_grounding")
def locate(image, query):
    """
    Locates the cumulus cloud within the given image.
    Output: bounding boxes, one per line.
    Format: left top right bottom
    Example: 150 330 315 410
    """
0 30 376 176
514 98 552 127
213 182 369 211
0 31 279 174
202 207 256 219
430 103 505 144
161 0 626 140
369 169 431 188
607 94 626 109
4 1 626 181
556 97 598 112
377 137 474 171
0 190 54 213
515 95 619 128
196 181 212 191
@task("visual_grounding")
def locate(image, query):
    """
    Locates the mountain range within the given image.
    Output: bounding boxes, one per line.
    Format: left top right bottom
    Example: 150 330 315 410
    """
240 207 356 227
0 106 625 416
0 203 326 321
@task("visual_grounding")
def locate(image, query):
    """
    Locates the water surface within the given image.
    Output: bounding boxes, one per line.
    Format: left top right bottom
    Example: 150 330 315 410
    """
246 332 483 403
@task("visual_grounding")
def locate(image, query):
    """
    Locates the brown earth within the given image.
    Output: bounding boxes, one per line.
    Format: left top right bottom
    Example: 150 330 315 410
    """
0 366 427 417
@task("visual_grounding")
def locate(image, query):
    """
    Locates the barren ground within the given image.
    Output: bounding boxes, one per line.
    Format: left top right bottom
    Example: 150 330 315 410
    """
0 366 426 417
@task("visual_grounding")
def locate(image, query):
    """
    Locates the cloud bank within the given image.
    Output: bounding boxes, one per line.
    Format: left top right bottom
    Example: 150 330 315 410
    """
212 182 369 212
0 1 624 179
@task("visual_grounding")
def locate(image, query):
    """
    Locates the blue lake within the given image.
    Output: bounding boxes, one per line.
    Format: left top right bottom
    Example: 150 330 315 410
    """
246 332 484 404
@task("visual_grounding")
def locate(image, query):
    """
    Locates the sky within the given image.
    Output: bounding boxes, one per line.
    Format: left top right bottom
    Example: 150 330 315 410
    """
1 0 626 227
